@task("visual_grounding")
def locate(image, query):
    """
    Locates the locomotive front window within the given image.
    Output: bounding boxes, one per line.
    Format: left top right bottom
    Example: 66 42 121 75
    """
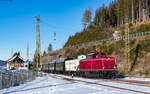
101 53 106 57
93 53 98 58
93 55 98 58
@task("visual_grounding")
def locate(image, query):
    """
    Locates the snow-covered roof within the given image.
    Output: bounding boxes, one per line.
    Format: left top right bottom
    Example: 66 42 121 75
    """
8 55 17 62
7 53 24 62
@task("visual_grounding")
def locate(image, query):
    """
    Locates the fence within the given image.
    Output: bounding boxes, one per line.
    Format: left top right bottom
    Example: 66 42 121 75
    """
0 69 36 90
64 31 150 49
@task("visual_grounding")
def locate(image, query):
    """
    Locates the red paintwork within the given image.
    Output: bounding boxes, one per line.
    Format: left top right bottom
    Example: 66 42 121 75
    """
79 52 116 71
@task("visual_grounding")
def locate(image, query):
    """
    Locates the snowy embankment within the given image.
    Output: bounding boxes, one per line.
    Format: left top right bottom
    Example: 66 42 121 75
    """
122 77 150 82
1 73 150 94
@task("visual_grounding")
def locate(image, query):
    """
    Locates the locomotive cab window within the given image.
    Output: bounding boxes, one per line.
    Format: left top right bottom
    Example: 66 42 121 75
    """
101 53 106 57
93 54 98 58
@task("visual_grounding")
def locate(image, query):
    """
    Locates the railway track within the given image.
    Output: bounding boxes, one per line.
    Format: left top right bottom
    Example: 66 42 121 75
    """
65 78 150 94
110 79 150 87
82 77 150 88
50 74 150 94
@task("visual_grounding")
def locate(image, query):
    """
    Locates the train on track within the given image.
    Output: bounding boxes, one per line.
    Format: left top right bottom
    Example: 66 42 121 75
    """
42 52 117 78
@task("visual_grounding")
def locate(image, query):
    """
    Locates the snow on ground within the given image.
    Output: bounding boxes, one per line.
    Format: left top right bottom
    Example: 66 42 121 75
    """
123 77 150 82
0 74 149 94
54 74 150 93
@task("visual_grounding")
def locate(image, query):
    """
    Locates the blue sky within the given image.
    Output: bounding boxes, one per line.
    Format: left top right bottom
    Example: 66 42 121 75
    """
0 0 113 60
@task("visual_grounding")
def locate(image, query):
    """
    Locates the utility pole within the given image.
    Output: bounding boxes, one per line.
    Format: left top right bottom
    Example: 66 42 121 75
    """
124 22 130 73
38 18 42 70
11 48 13 56
27 43 29 61
36 17 39 69
132 0 134 24
35 16 42 70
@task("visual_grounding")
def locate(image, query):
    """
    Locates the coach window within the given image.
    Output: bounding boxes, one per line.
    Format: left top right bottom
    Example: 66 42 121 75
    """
93 53 98 58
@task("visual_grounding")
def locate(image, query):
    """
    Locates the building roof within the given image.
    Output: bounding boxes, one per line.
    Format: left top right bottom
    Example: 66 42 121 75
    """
7 52 24 62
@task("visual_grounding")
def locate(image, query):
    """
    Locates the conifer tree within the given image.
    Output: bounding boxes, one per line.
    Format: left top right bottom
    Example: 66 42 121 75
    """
82 8 92 29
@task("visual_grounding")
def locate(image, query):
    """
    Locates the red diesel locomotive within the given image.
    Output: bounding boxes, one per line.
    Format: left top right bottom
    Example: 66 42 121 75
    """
78 52 117 78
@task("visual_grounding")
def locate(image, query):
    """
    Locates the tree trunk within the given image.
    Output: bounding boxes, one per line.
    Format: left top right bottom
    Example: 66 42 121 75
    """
142 0 149 22
132 0 134 23
142 0 146 22
117 14 120 27
145 0 149 20
139 0 141 21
